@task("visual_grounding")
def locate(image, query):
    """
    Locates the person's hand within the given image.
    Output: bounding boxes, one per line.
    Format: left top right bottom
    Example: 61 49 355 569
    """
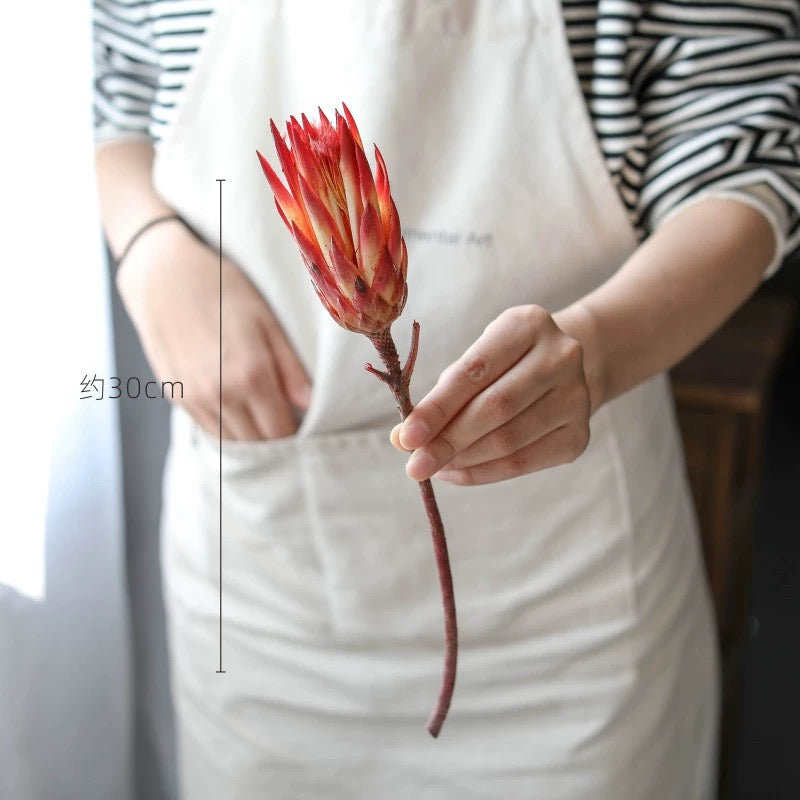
116 220 311 440
390 305 591 485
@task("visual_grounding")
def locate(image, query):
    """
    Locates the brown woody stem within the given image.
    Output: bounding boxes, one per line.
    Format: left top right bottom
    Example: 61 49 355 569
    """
366 322 457 738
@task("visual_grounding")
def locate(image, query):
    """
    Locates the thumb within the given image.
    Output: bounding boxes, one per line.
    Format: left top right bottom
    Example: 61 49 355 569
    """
390 423 412 452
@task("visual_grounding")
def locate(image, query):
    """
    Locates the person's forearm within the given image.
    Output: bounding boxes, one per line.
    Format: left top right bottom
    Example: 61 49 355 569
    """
554 197 778 414
95 140 176 258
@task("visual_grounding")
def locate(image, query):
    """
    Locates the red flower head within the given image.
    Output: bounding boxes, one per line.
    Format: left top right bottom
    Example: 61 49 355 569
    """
258 104 408 334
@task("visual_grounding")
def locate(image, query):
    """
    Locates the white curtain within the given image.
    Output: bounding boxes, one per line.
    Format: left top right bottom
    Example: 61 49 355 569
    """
0 5 132 800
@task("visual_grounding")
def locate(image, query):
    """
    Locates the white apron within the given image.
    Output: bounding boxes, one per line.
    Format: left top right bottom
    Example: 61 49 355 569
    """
153 1 720 797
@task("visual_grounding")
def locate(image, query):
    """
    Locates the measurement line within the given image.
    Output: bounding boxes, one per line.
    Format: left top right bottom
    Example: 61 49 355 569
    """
216 178 226 675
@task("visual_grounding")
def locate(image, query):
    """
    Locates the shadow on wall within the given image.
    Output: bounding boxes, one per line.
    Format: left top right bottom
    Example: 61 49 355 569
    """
109 249 176 800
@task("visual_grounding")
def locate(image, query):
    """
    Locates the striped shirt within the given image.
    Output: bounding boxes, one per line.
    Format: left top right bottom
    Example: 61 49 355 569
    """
93 0 800 267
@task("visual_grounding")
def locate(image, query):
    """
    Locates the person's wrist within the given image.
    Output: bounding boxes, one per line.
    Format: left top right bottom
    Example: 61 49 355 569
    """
114 213 186 266
552 300 609 416
115 215 198 303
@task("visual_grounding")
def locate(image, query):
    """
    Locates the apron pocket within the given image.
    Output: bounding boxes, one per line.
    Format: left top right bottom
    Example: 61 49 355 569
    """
189 422 330 640
297 417 637 665
296 424 441 645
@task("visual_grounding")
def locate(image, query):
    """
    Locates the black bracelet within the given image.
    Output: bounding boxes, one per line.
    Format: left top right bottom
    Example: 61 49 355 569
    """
115 213 183 267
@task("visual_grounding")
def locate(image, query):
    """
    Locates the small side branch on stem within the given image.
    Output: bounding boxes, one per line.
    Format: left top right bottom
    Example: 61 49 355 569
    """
364 362 390 384
402 320 420 384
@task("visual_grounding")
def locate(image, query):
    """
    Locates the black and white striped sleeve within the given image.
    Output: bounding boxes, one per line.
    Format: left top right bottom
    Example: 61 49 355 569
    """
93 0 159 144
631 1 800 276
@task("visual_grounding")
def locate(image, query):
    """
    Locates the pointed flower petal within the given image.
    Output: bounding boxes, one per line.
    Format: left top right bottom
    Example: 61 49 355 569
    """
358 201 386 283
342 102 364 150
298 172 347 256
328 236 360 300
371 246 398 303
288 118 319 188
273 197 291 232
399 237 408 281
337 112 364 253
317 106 336 141
301 112 318 141
386 197 402 266
258 150 313 239
270 120 304 206
374 146 392 228
355 141 380 214
289 220 328 277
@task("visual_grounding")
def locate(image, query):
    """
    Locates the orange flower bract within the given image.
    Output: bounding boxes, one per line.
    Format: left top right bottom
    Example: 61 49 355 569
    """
257 104 408 334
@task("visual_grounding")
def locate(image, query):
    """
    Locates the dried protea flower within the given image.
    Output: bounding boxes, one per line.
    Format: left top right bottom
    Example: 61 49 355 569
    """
258 104 457 738
257 104 408 334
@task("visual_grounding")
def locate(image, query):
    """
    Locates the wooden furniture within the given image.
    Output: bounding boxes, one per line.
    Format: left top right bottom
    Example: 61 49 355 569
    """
669 292 796 799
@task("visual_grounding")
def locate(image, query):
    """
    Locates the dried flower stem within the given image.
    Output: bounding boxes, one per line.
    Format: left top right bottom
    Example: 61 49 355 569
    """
366 322 457 738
